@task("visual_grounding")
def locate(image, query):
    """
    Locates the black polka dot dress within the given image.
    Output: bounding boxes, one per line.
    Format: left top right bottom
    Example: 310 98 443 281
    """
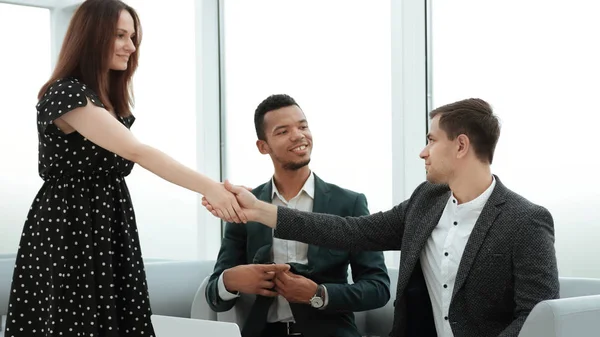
5 78 155 337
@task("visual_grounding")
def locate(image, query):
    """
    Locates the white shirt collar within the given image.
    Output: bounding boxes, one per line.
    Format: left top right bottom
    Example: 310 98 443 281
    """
450 175 496 209
451 175 497 210
271 171 315 201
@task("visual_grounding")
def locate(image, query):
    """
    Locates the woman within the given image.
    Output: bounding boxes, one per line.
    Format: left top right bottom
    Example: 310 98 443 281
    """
5 0 243 336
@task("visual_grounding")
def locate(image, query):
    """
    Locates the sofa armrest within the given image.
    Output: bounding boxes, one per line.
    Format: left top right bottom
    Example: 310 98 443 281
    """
519 295 600 337
191 276 217 321
145 260 216 318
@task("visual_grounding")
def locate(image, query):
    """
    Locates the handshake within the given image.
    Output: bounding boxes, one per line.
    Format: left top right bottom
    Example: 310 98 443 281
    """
222 263 319 304
203 180 279 228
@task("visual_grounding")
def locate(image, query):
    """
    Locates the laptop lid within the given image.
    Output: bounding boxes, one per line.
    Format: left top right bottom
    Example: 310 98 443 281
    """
151 315 241 337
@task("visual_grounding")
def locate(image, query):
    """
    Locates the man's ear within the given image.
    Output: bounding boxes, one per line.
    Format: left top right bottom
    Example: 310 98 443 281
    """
456 134 470 159
257 139 270 154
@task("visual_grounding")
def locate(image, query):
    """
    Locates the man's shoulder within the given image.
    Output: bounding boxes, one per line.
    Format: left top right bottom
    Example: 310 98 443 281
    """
322 180 363 198
414 178 548 212
251 181 271 197
499 183 551 218
314 177 368 215
318 179 366 208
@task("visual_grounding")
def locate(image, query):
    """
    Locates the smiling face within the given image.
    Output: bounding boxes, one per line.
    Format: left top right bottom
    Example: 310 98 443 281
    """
109 10 137 71
257 105 313 171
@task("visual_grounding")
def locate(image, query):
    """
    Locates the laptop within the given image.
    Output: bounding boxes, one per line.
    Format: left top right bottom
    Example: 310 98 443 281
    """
151 315 241 337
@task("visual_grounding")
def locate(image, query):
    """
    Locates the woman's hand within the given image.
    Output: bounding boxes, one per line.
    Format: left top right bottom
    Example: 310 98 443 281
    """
203 181 248 223
203 181 262 223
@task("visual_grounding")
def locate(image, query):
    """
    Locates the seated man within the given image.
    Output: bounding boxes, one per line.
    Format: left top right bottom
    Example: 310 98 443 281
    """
206 98 560 337
206 94 390 337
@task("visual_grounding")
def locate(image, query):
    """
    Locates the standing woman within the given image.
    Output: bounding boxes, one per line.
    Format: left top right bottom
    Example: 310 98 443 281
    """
5 0 244 336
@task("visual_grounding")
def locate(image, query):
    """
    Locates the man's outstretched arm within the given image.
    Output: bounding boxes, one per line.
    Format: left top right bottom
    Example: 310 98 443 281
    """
204 181 420 252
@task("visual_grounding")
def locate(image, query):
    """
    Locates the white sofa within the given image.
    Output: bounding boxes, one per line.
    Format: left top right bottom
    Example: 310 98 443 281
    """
2 258 600 336
145 260 600 337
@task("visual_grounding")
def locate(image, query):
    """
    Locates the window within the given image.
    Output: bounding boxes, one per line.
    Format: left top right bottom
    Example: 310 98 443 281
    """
430 0 600 277
0 3 51 255
123 0 199 260
222 0 395 265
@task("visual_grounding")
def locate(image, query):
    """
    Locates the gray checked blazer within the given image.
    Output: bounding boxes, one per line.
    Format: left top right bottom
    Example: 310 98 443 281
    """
274 176 559 337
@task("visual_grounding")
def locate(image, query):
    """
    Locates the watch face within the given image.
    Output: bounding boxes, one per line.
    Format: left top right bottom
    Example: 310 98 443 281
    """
310 297 324 308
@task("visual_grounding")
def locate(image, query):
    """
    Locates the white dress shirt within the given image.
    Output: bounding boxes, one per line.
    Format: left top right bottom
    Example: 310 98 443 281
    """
218 172 317 323
420 177 496 337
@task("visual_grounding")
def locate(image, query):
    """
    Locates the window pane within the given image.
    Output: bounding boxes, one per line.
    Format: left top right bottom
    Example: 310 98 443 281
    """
0 3 50 255
223 0 394 265
123 0 198 260
431 1 600 277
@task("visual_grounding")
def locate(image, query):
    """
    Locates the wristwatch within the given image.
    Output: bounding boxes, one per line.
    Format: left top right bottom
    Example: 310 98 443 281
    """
309 284 325 309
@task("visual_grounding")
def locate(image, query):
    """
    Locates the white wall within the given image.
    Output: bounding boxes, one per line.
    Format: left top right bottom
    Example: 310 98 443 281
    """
431 0 600 278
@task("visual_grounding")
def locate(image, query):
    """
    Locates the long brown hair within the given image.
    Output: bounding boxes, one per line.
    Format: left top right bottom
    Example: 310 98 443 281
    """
38 0 142 116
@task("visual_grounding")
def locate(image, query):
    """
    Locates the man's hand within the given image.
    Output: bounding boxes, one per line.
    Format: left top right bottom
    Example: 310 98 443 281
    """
223 264 290 297
203 180 278 227
274 271 319 304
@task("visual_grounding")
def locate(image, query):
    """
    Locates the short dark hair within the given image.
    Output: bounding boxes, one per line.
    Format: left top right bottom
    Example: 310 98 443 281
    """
430 98 501 164
254 94 300 140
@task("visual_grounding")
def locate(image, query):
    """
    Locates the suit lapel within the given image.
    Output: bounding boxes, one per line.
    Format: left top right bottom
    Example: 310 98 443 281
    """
250 183 275 264
242 182 277 337
307 174 331 259
452 177 507 299
408 190 450 263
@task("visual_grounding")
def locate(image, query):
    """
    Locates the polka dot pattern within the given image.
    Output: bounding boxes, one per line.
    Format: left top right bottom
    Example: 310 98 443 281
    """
5 78 155 336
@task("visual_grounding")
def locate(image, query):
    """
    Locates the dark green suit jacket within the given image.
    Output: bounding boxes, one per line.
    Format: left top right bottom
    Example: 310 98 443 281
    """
206 174 390 337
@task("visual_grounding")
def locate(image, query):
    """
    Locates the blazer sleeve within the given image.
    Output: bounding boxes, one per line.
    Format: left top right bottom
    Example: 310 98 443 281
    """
205 221 248 312
322 193 391 312
498 206 560 336
274 182 429 252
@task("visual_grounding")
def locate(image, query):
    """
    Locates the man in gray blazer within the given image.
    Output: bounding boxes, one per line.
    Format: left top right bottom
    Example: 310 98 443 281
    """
205 98 560 337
